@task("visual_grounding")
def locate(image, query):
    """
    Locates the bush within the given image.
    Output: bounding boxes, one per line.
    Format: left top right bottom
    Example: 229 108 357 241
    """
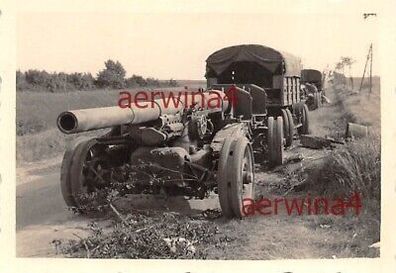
125 74 146 88
168 78 178 87
56 208 232 259
125 75 176 88
146 77 160 87
16 70 31 91
332 72 347 85
96 60 126 89
25 69 51 86
17 70 96 92
67 72 95 90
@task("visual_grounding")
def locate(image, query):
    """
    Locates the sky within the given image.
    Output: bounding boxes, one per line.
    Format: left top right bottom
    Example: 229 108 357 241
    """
16 0 380 80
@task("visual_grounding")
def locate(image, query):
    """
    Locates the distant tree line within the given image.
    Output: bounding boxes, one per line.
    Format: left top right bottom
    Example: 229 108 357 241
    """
17 59 178 92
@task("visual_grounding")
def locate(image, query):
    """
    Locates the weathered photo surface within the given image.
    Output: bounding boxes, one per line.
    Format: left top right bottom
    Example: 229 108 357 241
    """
16 4 381 259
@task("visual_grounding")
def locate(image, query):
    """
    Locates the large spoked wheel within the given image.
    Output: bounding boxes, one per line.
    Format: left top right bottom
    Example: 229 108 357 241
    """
60 138 111 208
217 136 255 218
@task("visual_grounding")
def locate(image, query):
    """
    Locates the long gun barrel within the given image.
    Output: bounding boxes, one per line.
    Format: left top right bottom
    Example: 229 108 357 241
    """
57 91 229 134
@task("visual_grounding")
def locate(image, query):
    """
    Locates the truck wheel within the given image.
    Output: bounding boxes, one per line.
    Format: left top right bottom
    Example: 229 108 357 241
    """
272 117 284 166
267 116 274 161
60 138 110 208
282 109 294 147
313 92 319 109
286 109 294 146
298 104 310 134
281 109 291 147
217 136 255 218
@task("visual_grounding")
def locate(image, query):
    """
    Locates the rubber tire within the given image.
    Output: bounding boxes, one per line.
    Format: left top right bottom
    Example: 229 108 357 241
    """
301 104 310 134
60 138 98 208
60 137 91 207
217 136 255 218
281 109 291 147
267 116 274 161
229 137 255 218
295 102 305 135
272 117 284 166
285 109 294 147
313 92 319 109
217 137 235 218
60 145 79 207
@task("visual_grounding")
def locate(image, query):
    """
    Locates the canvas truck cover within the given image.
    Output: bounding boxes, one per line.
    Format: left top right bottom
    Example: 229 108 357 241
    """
205 44 302 77
301 69 322 83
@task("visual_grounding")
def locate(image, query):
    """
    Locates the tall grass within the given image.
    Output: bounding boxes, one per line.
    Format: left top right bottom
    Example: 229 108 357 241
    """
16 129 106 163
311 80 381 216
316 134 380 201
17 129 66 162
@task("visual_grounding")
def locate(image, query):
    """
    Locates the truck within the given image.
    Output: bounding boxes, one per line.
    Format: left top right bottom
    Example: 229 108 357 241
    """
205 44 310 164
301 68 324 110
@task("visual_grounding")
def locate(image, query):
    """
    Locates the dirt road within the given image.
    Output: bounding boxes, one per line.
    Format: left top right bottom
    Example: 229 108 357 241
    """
16 163 222 257
16 86 379 258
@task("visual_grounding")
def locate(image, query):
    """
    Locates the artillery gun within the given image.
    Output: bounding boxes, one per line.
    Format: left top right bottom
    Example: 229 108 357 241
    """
58 91 256 218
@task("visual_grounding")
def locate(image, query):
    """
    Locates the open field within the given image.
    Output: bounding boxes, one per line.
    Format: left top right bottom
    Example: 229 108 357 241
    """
16 78 381 258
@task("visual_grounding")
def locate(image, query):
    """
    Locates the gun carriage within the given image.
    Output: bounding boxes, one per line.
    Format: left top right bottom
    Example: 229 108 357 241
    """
58 91 256 218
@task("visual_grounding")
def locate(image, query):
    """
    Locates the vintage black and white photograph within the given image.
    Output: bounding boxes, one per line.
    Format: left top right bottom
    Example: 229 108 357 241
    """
8 0 386 263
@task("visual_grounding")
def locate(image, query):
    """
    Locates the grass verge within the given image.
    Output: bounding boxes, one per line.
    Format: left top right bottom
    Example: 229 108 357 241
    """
17 128 106 163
